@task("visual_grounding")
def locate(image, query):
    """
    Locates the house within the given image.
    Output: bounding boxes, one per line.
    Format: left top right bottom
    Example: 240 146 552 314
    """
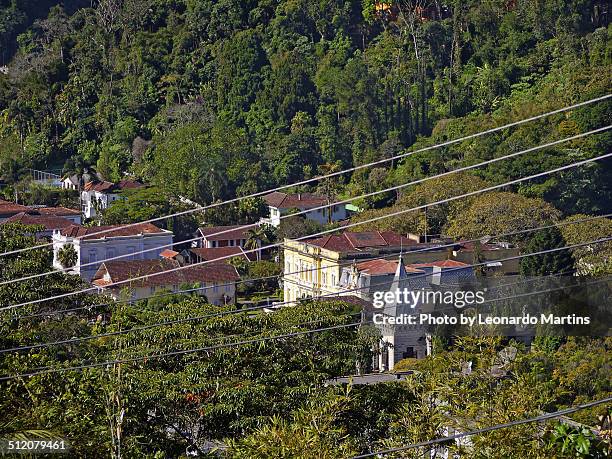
261 192 347 227
337 257 474 370
0 200 30 222
28 206 82 224
283 231 417 303
282 231 454 303
52 223 173 281
193 225 261 259
190 246 256 264
61 175 80 190
92 259 240 305
2 212 74 239
81 180 144 219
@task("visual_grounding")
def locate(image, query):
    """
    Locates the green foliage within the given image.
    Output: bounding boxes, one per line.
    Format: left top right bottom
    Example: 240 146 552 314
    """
56 243 77 268
520 227 575 276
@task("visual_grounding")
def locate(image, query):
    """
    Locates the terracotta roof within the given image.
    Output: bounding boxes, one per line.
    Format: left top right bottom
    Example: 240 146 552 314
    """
457 241 512 251
410 260 470 269
263 192 328 209
0 200 29 215
304 231 416 253
198 225 252 241
355 259 424 275
92 259 240 288
191 246 255 262
83 180 143 193
3 212 74 231
30 206 81 216
159 249 179 259
60 223 167 239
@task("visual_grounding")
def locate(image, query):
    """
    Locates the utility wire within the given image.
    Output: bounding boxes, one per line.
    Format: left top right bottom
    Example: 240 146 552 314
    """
351 397 612 458
3 125 608 287
4 150 611 311
0 266 610 354
0 94 609 259
0 322 363 381
12 212 608 321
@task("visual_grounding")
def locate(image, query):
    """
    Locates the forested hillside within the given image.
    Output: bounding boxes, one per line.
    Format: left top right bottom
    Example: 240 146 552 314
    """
1 0 610 215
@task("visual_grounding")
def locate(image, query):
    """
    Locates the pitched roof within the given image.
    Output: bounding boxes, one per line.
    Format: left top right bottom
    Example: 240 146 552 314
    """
3 212 74 231
0 200 29 216
29 206 81 217
190 246 255 262
60 223 167 239
304 231 416 253
198 225 252 241
92 259 240 288
83 180 143 193
263 191 328 209
410 260 471 269
159 249 180 259
355 259 424 275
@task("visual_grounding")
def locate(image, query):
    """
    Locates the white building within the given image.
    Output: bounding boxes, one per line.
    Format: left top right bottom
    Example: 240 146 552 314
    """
193 225 261 260
261 192 347 227
61 175 79 191
2 212 74 239
52 222 173 281
92 259 240 305
81 180 143 219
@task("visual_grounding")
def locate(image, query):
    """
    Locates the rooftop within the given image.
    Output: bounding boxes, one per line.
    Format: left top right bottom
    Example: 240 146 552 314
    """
0 200 30 215
60 223 168 239
83 180 143 193
263 191 328 209
303 231 416 253
198 224 253 241
410 260 471 269
31 206 81 216
3 212 74 231
355 258 425 275
190 246 255 262
92 259 240 288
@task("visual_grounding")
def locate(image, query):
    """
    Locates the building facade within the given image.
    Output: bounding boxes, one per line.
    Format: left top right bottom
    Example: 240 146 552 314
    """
52 223 173 281
81 180 143 219
92 259 240 305
261 192 347 227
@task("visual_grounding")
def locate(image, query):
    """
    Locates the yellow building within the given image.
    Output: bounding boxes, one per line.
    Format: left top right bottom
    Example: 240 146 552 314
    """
283 231 426 302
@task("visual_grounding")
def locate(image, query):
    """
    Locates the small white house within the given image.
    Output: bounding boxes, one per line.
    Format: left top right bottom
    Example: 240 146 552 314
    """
261 192 347 227
81 180 143 219
92 259 240 305
61 175 80 191
52 222 173 281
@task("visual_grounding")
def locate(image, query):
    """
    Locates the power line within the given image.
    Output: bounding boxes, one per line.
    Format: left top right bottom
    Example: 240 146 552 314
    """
351 397 612 458
3 241 609 356
3 125 608 287
1 94 609 259
4 150 611 311
14 211 607 321
0 322 363 381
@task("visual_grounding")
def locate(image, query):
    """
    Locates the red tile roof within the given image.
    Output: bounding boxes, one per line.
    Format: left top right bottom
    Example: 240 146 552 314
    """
83 180 143 193
0 200 29 215
159 249 179 258
92 259 240 288
410 260 470 269
304 231 416 253
263 192 328 209
32 206 81 216
3 212 74 231
355 259 424 275
191 246 255 262
60 223 167 239
198 225 252 241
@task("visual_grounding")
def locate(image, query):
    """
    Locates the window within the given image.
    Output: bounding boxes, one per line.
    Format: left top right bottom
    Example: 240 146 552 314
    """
150 286 155 295
213 283 218 292
126 246 135 260
88 250 97 263
285 261 290 273
331 274 336 286
106 248 116 259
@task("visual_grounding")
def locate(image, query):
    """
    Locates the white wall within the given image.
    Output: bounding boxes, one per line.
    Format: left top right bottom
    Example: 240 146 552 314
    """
53 231 174 281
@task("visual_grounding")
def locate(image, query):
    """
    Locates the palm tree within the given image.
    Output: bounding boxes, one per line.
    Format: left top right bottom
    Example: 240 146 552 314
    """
244 225 272 261
316 162 342 224
57 244 78 269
